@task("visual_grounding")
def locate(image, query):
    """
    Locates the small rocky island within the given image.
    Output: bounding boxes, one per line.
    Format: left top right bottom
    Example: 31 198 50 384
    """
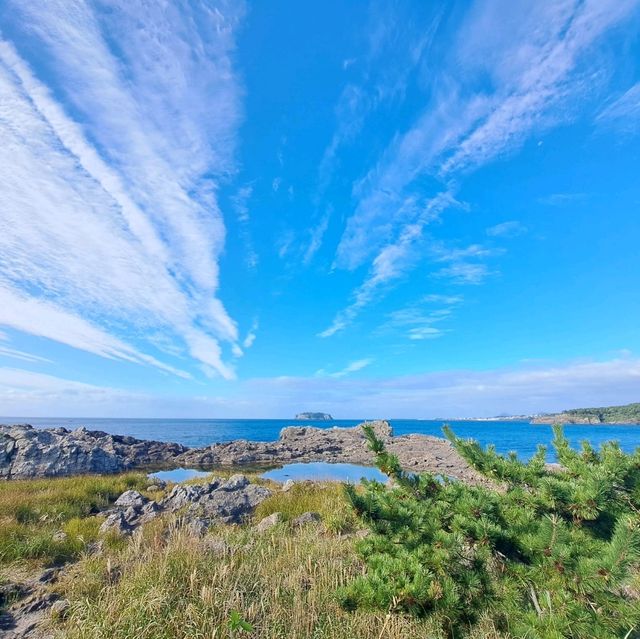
295 412 333 420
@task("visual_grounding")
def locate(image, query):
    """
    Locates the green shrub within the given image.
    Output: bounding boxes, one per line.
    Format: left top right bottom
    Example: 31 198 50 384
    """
341 424 640 638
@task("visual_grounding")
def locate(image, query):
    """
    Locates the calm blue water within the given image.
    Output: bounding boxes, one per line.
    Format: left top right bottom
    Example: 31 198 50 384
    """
2 417 639 462
149 468 211 483
262 462 387 483
148 462 386 484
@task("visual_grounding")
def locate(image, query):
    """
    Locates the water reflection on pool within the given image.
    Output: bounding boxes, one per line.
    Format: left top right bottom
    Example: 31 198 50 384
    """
148 468 211 483
261 462 387 483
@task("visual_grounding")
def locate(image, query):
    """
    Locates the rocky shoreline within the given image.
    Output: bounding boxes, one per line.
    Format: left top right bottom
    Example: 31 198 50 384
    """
0 420 489 485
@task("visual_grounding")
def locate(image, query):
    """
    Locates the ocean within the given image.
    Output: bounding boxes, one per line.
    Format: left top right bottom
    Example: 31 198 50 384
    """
2 417 639 461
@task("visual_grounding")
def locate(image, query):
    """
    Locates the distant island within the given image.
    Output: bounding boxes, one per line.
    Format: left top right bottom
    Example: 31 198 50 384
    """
532 402 640 424
295 412 333 420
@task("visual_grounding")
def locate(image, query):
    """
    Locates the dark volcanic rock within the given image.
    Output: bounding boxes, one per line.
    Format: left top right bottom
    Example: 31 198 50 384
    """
0 424 187 479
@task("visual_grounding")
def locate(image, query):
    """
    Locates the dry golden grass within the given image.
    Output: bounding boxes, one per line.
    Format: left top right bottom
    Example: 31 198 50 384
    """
56 482 443 639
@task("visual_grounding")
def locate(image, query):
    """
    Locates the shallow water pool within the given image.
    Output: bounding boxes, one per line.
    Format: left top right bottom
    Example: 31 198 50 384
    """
261 462 387 483
148 468 211 483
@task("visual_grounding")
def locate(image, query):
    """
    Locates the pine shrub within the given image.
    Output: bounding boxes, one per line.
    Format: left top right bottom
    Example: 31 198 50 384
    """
340 425 640 638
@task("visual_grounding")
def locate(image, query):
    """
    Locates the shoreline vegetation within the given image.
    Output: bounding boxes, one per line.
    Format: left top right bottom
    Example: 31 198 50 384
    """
0 423 638 638
531 402 640 425
448 401 640 424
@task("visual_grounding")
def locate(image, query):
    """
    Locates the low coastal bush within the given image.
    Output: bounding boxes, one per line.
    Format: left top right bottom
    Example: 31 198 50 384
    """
341 425 640 638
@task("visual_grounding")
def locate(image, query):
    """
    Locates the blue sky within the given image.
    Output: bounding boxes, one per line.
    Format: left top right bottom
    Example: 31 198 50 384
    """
0 0 639 418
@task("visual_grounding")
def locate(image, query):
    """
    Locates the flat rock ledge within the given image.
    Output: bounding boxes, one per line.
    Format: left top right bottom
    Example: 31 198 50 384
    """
99 474 271 535
1 421 488 485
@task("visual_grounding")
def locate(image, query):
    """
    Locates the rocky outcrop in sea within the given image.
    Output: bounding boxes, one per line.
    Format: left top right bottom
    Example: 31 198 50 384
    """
0 420 488 485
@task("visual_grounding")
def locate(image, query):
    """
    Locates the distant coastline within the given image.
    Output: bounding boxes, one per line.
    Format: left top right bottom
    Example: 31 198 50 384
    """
453 401 640 425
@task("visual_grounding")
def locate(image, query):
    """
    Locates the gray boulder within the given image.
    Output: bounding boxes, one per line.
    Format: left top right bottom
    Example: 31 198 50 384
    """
292 512 321 527
114 490 149 509
100 475 271 535
254 512 282 532
99 512 133 536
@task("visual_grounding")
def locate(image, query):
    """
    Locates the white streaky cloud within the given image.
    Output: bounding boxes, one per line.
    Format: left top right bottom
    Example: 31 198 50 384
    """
231 184 258 269
538 192 587 206
335 0 638 270
317 5 443 202
326 358 373 378
431 243 499 262
316 85 368 198
242 320 259 350
408 327 444 341
428 241 499 286
303 209 332 265
377 302 454 340
439 0 640 174
486 221 527 237
0 1 245 378
422 295 463 305
435 263 492 285
276 230 295 260
0 284 190 379
596 82 640 131
320 191 457 337
0 346 53 364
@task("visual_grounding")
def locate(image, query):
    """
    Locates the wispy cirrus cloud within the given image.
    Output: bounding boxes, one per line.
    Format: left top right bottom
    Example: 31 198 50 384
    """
0 284 190 378
0 330 52 364
596 82 640 133
320 191 458 337
435 263 492 285
538 192 587 206
242 320 259 350
316 358 374 378
324 0 639 336
377 295 462 341
486 221 528 238
303 208 332 265
231 184 259 270
316 3 444 202
380 307 450 341
0 1 246 379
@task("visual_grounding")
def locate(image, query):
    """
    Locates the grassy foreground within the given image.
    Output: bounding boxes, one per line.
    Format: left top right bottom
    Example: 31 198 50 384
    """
2 427 638 638
0 473 150 569
0 474 444 638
